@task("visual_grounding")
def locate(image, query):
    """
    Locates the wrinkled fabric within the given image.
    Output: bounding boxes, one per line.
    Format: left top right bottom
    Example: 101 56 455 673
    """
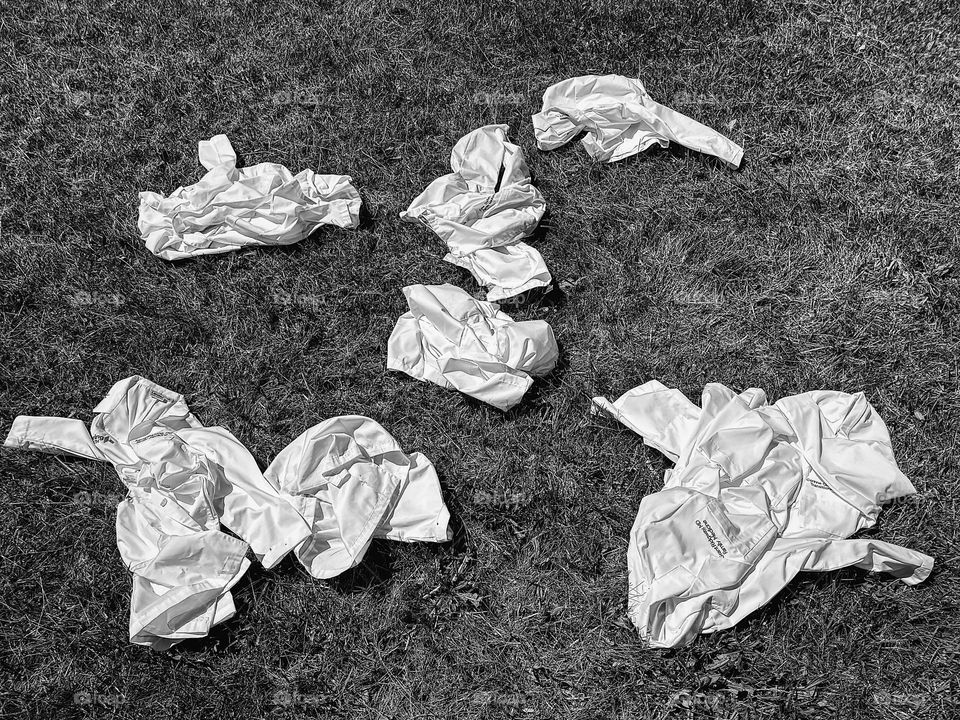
4 378 451 649
3 377 305 650
593 381 933 648
139 134 361 260
264 416 451 579
401 125 551 301
387 284 558 411
534 75 744 168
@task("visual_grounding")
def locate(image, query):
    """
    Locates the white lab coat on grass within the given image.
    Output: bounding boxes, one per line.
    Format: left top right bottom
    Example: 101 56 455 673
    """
387 284 558 411
534 75 744 168
263 415 451 579
593 380 933 647
401 125 551 301
5 377 451 649
139 135 361 260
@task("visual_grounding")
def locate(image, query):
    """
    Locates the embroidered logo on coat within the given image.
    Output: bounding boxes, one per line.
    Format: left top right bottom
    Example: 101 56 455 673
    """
695 519 729 558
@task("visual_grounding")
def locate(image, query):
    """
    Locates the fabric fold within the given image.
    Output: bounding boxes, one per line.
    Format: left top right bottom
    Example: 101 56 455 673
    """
593 381 933 648
401 125 551 301
533 75 743 167
387 283 558 411
139 134 361 260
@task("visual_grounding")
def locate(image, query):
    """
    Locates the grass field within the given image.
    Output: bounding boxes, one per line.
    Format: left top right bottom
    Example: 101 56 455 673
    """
1 0 959 717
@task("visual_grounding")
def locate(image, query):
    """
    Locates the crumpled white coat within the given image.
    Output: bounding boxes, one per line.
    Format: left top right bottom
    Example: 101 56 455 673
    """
138 135 361 260
401 125 551 301
264 415 451 579
593 381 933 648
4 377 450 649
387 284 558 411
533 75 744 168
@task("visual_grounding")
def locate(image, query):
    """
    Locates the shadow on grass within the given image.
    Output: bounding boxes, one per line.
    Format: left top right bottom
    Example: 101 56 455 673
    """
508 333 570 414
727 565 881 638
659 141 746 172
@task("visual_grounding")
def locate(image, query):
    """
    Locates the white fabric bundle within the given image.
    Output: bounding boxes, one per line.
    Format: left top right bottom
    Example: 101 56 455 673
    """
264 415 451 579
534 75 744 167
593 380 933 648
4 377 450 649
387 284 558 411
139 135 361 260
401 125 551 301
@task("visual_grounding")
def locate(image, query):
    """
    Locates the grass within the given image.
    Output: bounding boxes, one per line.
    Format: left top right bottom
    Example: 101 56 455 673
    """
1 0 959 717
